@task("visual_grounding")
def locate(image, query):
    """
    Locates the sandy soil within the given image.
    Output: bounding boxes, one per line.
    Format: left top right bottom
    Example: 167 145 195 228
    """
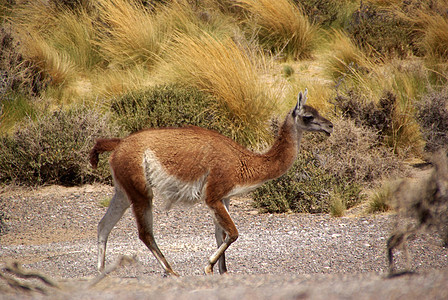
0 184 447 299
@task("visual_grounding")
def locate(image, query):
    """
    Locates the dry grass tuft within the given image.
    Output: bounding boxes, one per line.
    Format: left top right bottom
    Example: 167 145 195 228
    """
157 32 277 147
95 0 161 68
418 12 448 60
325 30 373 82
236 0 317 59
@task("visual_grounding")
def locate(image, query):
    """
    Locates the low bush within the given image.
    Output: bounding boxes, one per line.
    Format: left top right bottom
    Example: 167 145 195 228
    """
252 118 407 214
111 84 231 136
252 149 363 214
0 107 118 186
333 89 394 137
346 2 417 59
416 87 448 152
333 86 424 156
296 0 339 27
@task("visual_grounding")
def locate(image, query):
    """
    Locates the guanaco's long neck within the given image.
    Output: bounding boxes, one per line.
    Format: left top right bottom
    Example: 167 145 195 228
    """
240 113 301 184
262 114 302 180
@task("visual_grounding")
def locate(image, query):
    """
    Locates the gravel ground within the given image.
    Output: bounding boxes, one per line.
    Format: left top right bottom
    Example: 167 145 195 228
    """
0 184 447 299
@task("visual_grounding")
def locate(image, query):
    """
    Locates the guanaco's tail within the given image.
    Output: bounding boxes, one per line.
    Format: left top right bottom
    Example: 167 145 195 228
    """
89 138 122 169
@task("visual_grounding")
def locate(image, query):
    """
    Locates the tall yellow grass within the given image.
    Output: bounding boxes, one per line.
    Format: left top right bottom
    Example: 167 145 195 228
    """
12 2 97 83
95 0 162 68
157 32 278 147
236 0 317 59
325 30 374 83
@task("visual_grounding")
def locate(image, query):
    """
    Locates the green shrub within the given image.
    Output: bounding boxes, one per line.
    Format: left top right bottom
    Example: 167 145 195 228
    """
111 84 231 136
0 107 118 186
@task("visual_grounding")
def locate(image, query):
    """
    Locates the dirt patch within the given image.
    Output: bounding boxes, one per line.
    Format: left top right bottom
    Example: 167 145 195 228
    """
1 184 447 299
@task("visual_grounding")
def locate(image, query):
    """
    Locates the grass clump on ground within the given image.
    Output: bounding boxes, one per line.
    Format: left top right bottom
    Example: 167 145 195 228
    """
367 182 395 213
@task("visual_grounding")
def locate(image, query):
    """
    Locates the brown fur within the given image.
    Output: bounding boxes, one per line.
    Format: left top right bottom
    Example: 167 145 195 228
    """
89 138 122 169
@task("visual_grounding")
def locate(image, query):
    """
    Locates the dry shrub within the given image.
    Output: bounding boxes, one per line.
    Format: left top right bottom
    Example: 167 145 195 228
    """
334 85 424 157
0 27 44 97
347 1 417 58
387 149 448 275
333 89 394 137
0 107 118 186
253 117 405 214
296 0 340 26
416 87 448 152
309 118 407 185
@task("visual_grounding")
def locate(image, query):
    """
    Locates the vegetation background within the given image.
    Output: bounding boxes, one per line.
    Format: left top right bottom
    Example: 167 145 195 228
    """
0 0 447 218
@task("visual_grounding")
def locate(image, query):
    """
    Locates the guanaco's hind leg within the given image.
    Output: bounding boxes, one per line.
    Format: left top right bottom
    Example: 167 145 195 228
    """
205 199 239 275
97 186 130 272
213 198 230 274
131 190 179 276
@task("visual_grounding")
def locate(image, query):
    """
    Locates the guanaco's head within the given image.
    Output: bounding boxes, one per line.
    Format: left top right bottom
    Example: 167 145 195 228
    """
292 89 333 136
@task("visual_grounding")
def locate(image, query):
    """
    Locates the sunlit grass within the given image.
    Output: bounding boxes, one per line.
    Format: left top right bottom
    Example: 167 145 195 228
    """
325 30 374 83
93 65 155 99
236 0 318 60
94 0 162 68
0 94 36 135
419 13 448 61
157 32 278 147
10 1 100 103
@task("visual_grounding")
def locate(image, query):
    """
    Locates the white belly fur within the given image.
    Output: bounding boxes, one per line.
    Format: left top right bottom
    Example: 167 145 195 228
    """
225 182 263 199
143 149 208 210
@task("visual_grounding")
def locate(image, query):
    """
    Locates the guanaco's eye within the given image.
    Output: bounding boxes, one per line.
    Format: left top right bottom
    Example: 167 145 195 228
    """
302 115 314 123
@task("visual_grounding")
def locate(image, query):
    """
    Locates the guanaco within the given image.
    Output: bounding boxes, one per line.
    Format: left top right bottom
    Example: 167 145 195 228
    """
89 90 333 276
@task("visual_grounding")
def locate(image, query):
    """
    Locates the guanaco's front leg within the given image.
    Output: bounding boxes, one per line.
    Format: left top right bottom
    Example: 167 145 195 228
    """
205 199 238 275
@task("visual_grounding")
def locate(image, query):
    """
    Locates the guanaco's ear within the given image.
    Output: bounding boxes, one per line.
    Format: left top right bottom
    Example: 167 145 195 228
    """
292 89 308 117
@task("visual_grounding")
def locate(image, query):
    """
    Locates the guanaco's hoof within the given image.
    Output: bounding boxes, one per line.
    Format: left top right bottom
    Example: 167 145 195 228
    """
204 264 213 275
165 270 180 277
